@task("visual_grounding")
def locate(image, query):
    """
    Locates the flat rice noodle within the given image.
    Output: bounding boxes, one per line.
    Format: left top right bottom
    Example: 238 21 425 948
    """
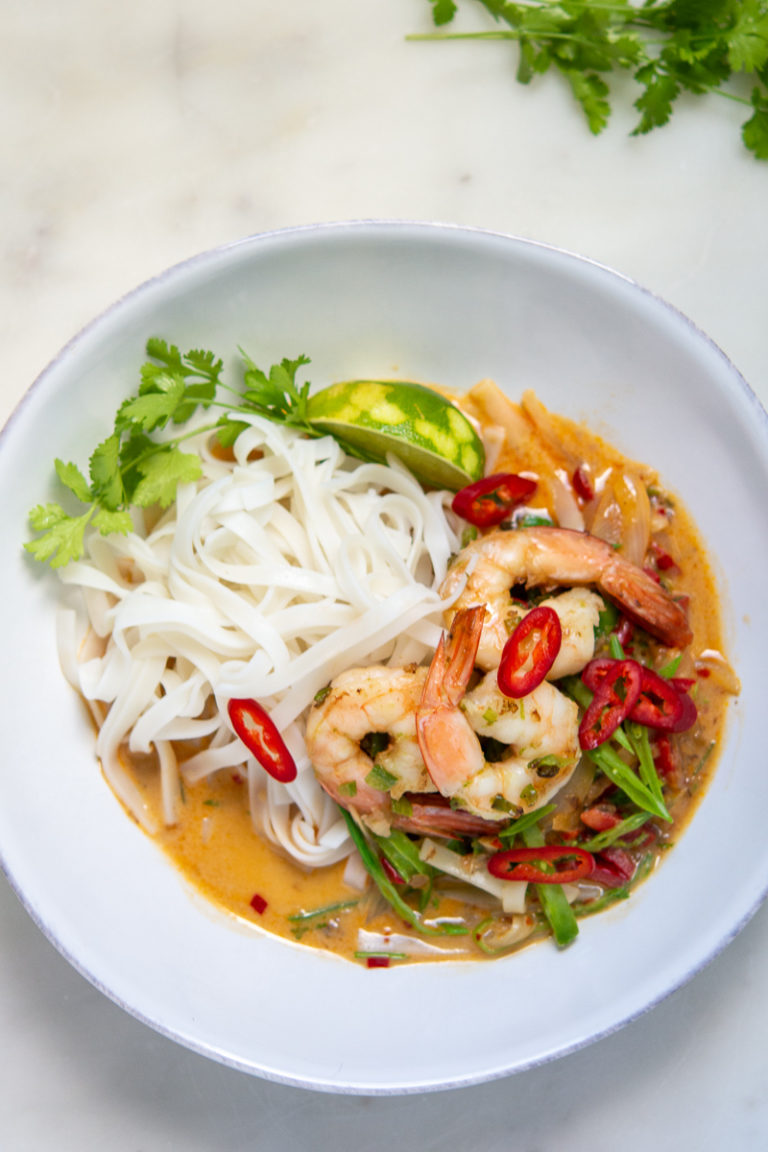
56 417 459 867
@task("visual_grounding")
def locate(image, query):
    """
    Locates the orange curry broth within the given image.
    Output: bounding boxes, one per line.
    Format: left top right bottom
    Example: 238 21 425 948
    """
110 383 737 963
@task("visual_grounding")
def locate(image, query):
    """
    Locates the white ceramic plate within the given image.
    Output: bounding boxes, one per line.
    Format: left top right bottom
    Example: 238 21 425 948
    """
1 222 767 1094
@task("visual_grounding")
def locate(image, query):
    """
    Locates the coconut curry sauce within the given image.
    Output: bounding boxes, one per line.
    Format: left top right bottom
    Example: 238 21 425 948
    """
114 383 738 964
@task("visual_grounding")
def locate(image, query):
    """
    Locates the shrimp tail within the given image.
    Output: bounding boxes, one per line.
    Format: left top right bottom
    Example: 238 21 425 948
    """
416 606 486 796
602 557 692 649
424 605 486 710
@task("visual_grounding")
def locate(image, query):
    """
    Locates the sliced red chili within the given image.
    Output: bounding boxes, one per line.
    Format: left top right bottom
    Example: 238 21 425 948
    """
650 540 679 572
488 845 594 885
227 698 297 783
621 822 659 850
615 616 635 648
669 692 696 733
497 604 562 698
669 679 698 733
629 666 684 731
380 857 406 886
366 956 391 968
451 472 537 529
653 734 676 775
572 464 595 502
591 847 636 888
580 804 621 832
653 734 682 789
582 659 696 734
249 892 268 915
581 657 620 693
578 659 643 750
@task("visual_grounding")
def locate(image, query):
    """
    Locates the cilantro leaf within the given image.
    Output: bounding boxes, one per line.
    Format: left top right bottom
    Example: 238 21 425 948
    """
430 0 458 24
89 434 125 511
116 372 187 433
633 64 680 133
54 458 91 503
240 353 313 428
139 338 222 426
92 507 134 537
28 502 71 532
728 1 768 72
24 505 94 568
215 415 251 448
743 86 768 157
565 69 611 134
131 448 203 508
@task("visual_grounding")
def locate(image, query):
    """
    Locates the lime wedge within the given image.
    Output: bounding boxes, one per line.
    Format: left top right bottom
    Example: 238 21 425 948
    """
306 380 485 490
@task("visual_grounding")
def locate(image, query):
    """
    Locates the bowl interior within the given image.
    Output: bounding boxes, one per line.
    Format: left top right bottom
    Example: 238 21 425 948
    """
1 222 766 1093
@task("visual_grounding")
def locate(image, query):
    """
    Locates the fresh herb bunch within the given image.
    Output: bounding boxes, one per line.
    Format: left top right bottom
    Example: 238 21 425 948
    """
412 0 768 159
25 339 313 568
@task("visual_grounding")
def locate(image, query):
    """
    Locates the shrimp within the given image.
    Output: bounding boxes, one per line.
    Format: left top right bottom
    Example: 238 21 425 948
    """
462 585 604 677
415 606 581 822
440 526 692 664
305 663 495 838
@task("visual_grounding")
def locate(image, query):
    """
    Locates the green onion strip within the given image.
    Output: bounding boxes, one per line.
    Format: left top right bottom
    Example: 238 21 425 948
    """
521 825 579 949
340 809 467 937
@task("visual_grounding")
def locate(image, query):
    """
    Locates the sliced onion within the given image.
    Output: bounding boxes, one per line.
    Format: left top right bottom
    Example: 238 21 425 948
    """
419 837 528 914
520 390 580 471
696 649 742 695
588 469 651 566
551 469 585 531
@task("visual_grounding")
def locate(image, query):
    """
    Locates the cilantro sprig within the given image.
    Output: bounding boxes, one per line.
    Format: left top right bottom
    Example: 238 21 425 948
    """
411 0 768 160
215 350 313 448
25 339 313 568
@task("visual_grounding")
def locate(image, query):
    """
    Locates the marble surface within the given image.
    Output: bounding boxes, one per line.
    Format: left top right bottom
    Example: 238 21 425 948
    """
2 1 767 1147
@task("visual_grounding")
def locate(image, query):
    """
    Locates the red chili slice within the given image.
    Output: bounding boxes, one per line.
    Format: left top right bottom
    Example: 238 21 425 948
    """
451 472 537 529
572 464 595 502
615 616 635 648
650 540 679 572
578 659 643 750
581 657 620 693
580 804 621 832
581 659 696 734
227 698 297 783
497 604 562 698
380 857 406 886
249 892 268 915
590 847 636 888
488 845 594 885
653 734 680 783
668 689 697 733
629 666 684 731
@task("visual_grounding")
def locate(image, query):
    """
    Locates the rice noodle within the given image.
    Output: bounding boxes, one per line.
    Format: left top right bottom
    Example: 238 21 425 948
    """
56 415 463 863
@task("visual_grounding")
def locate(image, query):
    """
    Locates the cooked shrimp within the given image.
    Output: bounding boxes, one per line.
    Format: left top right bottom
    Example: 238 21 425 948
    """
441 526 692 656
457 585 604 676
305 663 494 838
415 607 581 822
305 665 428 822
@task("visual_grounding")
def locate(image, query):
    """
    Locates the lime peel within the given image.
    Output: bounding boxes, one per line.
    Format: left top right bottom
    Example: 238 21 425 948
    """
306 379 485 491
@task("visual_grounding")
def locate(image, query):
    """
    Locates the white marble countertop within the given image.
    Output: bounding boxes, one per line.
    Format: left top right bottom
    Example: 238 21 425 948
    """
2 1 767 1147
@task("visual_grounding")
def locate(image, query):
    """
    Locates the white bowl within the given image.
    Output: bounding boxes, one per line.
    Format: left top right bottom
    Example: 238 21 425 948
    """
1 221 766 1094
